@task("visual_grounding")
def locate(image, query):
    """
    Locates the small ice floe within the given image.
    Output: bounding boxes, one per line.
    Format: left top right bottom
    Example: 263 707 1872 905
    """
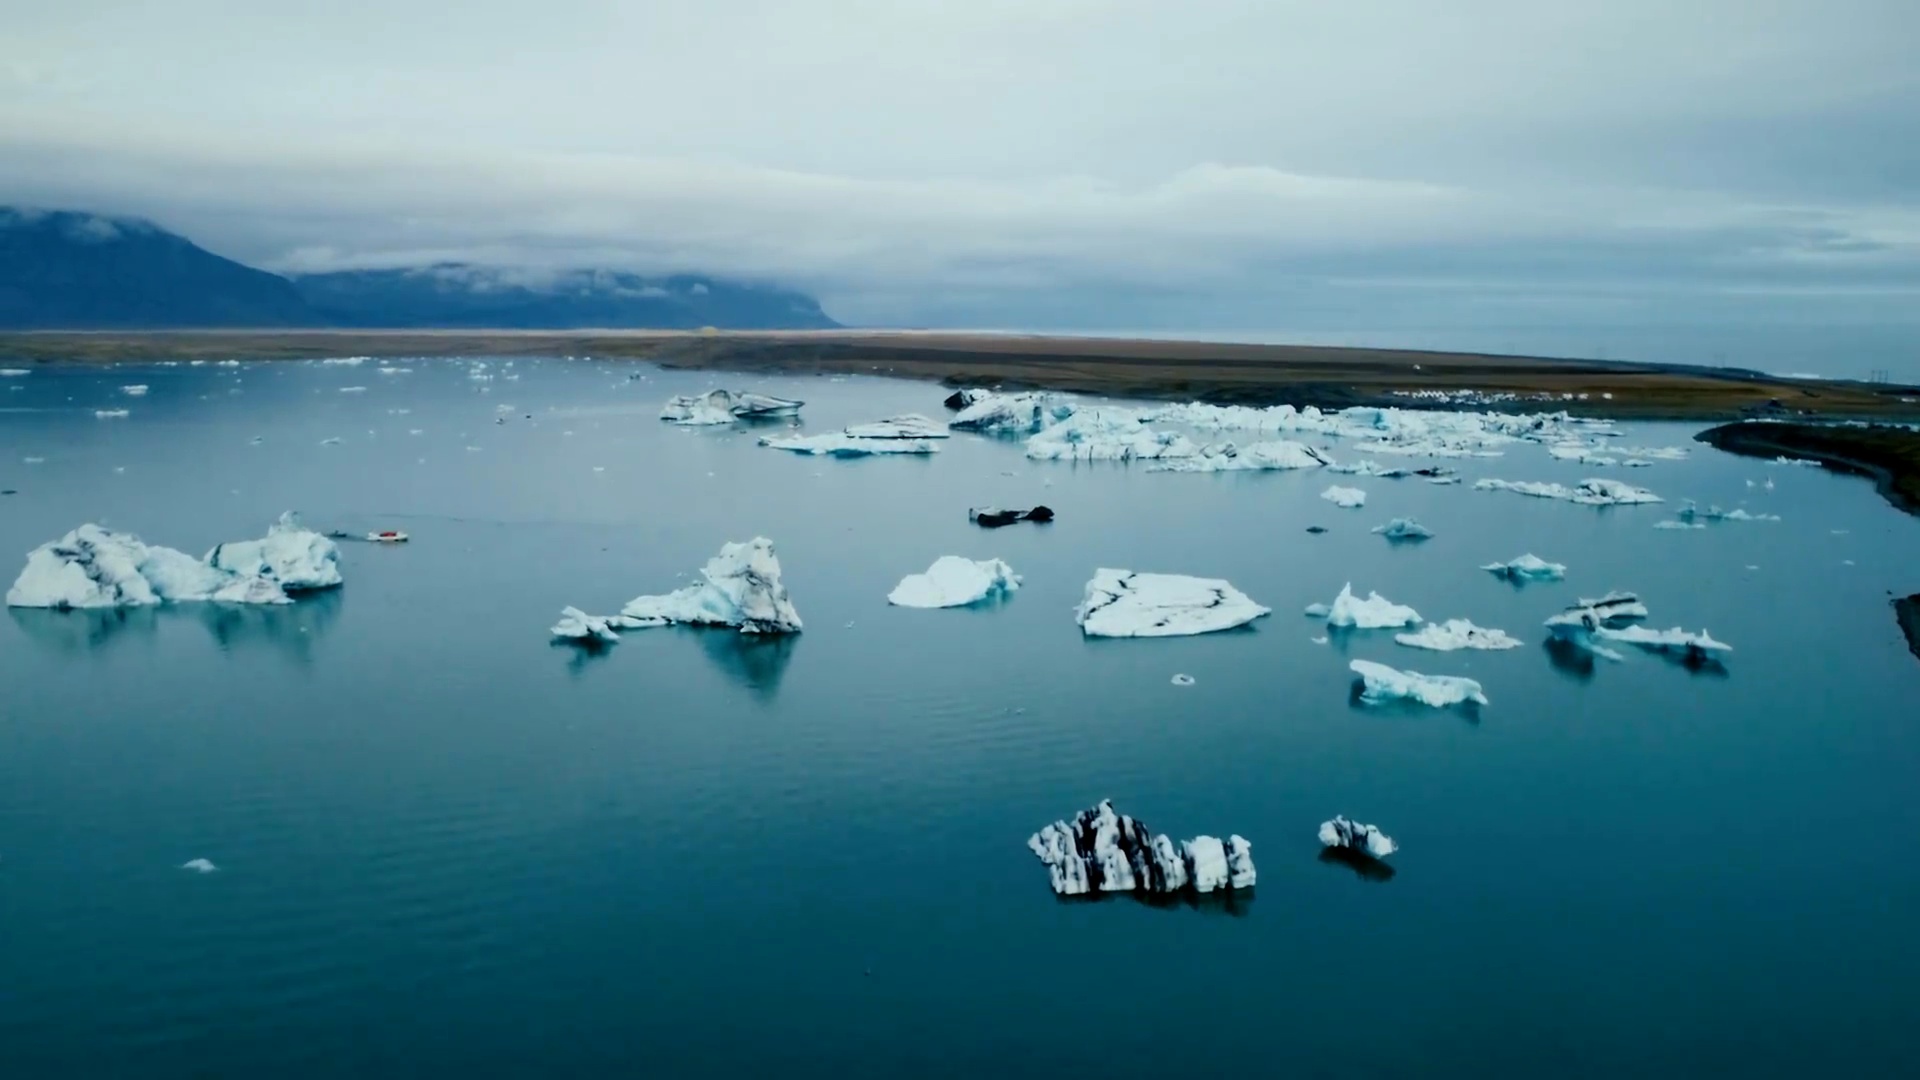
1548 443 1619 467
338 386 367 394
321 357 367 366
1075 569 1270 637
759 432 939 456
1429 476 1462 485
1474 478 1662 505
1349 659 1488 708
660 389 804 425
1482 554 1566 581
1674 500 1781 524
180 858 218 874
1597 625 1732 662
319 436 342 446
1146 440 1329 473
1025 409 1198 462
949 391 1075 434
1570 591 1648 623
7 512 341 609
1772 456 1821 467
841 414 950 439
614 537 803 634
120 384 149 396
0 368 30 376
1371 517 1434 541
95 409 130 419
551 606 623 645
1027 800 1254 897
1309 583 1421 629
1321 485 1367 509
969 505 1054 528
1653 520 1707 530
23 456 45 464
888 556 1020 608
1311 635 1329 645
1394 619 1522 651
378 366 412 375
1319 816 1398 859
1170 673 1196 687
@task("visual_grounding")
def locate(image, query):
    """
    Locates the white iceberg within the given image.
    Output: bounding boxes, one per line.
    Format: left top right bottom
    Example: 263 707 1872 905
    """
1474 478 1662 505
1321 485 1367 508
1482 554 1566 581
95 408 130 419
0 368 29 376
950 391 1076 434
1318 816 1398 859
1349 659 1488 708
618 537 802 634
1597 624 1732 659
1170 673 1196 687
1074 568 1270 638
1675 500 1780 524
1371 517 1434 541
1653 520 1707 530
121 384 149 396
1025 409 1198 462
551 605 624 644
7 522 304 609
1146 439 1329 473
660 389 804 425
888 556 1020 609
205 512 343 592
842 413 949 439
1315 583 1421 629
759 433 939 456
1395 619 1522 651
1027 800 1255 896
180 858 219 874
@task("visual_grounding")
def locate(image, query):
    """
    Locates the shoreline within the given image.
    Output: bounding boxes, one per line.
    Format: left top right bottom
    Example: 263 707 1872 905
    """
1693 422 1920 519
5 329 1919 422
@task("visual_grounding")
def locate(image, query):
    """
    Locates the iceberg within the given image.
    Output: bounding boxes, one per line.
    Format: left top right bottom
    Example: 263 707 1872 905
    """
1170 673 1196 687
180 858 219 874
7 522 310 609
1597 624 1732 660
1675 500 1780 524
205 512 343 592
1321 485 1367 508
1025 409 1198 462
841 414 950 439
121 384 150 396
1027 800 1255 896
887 556 1020 608
1474 478 1662 505
950 391 1076 434
1371 517 1434 541
660 389 804 425
1482 554 1566 581
759 433 939 456
1572 591 1649 622
1074 568 1270 637
1653 520 1707 530
1395 619 1522 651
943 387 991 410
1315 583 1421 629
95 408 130 419
618 537 802 634
969 505 1054 528
1146 439 1330 473
1318 816 1398 859
551 605 624 644
1349 659 1488 708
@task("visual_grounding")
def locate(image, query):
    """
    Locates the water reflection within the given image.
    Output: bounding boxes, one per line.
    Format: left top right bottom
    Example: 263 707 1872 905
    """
1050 887 1255 917
1543 637 1599 682
698 630 797 701
8 591 341 662
1543 637 1730 681
1318 846 1398 882
9 605 161 654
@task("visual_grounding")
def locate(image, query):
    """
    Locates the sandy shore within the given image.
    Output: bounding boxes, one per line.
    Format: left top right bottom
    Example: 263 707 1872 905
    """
5 329 1919 421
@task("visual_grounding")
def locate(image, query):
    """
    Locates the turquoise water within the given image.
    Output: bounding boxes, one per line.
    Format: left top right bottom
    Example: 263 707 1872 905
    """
2 359 1918 1077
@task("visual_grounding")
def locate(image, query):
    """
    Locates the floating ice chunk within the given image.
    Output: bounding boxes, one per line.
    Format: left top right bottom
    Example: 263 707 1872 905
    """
1653 520 1706 530
943 387 992 410
950 391 1076 434
319 436 342 446
1025 409 1198 462
1321 485 1367 508
1771 455 1820 467
1303 602 1332 618
1395 619 1522 651
320 357 367 366
970 505 1054 527
180 858 218 873
7 523 294 609
888 556 1020 608
1311 635 1329 644
1548 443 1619 466
205 512 343 592
1170 673 1196 686
1026 800 1254 896
1675 500 1781 524
95 408 130 419
1320 583 1421 629
1371 517 1434 541
1349 659 1488 708
120 384 149 396
759 432 938 456
660 389 804 425
1147 439 1330 473
0 368 29 376
1482 554 1566 581
619 537 802 634
1075 569 1269 638
338 386 367 394
551 605 623 644
1597 624 1732 659
1475 478 1662 505
1571 591 1649 622
1319 816 1398 859
841 413 950 439
23 456 44 464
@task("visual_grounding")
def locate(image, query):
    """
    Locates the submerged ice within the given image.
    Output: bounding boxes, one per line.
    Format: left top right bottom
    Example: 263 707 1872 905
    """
1027 800 1255 896
888 556 1020 608
1075 569 1270 637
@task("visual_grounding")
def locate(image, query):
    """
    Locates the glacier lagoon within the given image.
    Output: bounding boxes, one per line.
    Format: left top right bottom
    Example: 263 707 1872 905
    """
2 357 1919 1077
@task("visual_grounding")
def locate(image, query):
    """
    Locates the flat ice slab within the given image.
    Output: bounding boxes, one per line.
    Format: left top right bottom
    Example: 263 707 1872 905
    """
1372 517 1434 541
1075 569 1270 637
888 556 1020 608
1395 619 1522 651
1314 583 1421 629
618 537 803 634
1147 440 1329 473
842 414 950 439
1321 485 1367 509
950 391 1076 434
1598 624 1732 658
1475 477 1662 505
759 432 939 456
1027 800 1255 896
1350 658 1488 708
180 858 219 874
8 513 339 609
1319 816 1398 858
1026 410 1198 462
1482 554 1566 581
660 389 804 425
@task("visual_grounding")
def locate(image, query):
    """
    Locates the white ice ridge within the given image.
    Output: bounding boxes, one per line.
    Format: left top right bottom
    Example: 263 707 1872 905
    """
1141 401 1609 455
617 537 803 634
1145 440 1329 473
759 432 939 456
1372 517 1434 541
1395 619 1522 651
1074 569 1270 637
1349 659 1489 708
1309 583 1421 629
1544 592 1651 660
551 606 623 644
842 414 950 439
950 391 1076 434
660 389 804 425
1318 816 1398 859
1597 624 1733 659
1482 554 1567 581
1321 485 1367 509
1474 478 1662 505
1674 500 1781 524
1027 800 1255 896
1325 460 1457 480
1548 442 1618 467
206 511 344 591
180 858 219 873
7 512 343 609
120 384 149 396
888 556 1020 608
1025 409 1199 462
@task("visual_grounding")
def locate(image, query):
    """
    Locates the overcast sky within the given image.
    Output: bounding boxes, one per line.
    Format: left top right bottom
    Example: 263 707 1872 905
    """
2 0 1916 341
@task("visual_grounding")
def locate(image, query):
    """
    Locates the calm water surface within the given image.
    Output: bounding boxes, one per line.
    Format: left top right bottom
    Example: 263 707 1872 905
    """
2 359 1917 1077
